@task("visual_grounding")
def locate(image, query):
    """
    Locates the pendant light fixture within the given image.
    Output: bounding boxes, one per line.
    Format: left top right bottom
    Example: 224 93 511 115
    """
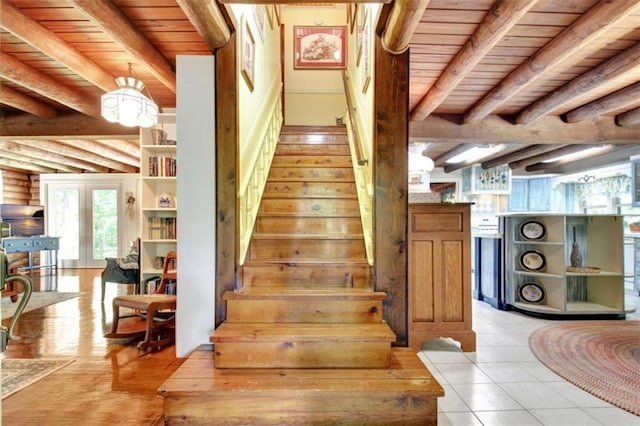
101 63 158 128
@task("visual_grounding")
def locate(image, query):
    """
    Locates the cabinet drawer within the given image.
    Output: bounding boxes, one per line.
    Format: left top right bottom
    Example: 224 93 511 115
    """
411 212 463 233
2 238 33 252
33 238 59 250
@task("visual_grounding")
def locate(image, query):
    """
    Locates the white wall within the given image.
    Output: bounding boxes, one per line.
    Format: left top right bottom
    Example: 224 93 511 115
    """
176 56 217 357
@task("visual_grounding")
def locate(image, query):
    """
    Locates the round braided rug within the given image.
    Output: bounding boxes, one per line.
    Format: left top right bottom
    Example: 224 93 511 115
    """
529 321 640 416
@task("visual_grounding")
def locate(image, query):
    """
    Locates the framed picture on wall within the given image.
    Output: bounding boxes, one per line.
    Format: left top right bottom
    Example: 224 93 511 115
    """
253 6 266 41
360 10 371 93
294 26 347 69
241 16 255 91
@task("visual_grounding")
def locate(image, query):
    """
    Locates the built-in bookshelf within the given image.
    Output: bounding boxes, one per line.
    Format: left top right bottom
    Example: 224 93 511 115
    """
140 111 177 286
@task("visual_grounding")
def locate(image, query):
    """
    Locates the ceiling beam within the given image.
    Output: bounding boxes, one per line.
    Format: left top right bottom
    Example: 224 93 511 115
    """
564 81 640 124
410 114 640 144
176 0 231 51
524 145 619 172
0 157 56 173
516 41 640 124
0 86 57 119
0 113 138 138
508 144 605 170
0 141 84 173
68 0 176 93
410 0 536 121
381 0 430 55
57 139 138 173
0 53 100 117
0 0 117 92
10 140 111 173
481 144 565 169
430 143 480 166
463 0 640 123
616 106 640 127
1 140 105 173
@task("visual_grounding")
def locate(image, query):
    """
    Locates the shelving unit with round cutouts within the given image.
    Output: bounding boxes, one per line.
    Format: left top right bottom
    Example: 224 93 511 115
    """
502 214 629 319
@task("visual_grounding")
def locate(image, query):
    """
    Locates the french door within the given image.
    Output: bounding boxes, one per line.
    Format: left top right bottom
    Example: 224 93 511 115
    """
46 182 122 268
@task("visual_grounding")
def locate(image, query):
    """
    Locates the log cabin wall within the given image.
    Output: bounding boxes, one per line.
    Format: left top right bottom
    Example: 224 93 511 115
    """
2 170 37 205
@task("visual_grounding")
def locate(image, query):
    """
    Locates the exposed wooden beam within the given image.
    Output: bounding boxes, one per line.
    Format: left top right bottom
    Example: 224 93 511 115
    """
96 139 140 161
0 157 56 173
508 144 605 170
0 113 138 138
57 140 138 173
0 141 84 173
481 144 565 169
410 114 640 144
0 140 103 173
564 82 640 124
463 0 640 123
0 86 57 119
381 0 430 55
410 0 536 121
68 0 176 93
0 53 100 117
9 140 110 173
176 0 231 51
616 106 640 127
431 143 480 167
0 0 117 92
516 41 640 124
219 0 389 3
524 145 619 172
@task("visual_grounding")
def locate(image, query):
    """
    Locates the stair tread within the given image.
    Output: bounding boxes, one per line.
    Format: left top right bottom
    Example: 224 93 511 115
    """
210 322 396 342
251 233 364 240
160 346 444 395
224 287 386 300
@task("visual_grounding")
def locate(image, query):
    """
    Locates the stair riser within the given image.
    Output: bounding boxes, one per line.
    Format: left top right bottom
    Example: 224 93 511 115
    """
271 155 353 168
275 144 350 156
241 264 371 288
163 393 437 425
249 239 366 261
255 216 363 235
214 341 391 369
259 198 360 216
226 299 383 323
263 182 357 198
268 167 354 181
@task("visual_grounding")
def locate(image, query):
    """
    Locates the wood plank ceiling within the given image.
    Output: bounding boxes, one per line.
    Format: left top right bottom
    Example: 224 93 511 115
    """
1 0 639 176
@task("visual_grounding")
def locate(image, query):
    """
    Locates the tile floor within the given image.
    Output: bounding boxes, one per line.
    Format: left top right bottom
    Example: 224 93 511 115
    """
419 290 640 426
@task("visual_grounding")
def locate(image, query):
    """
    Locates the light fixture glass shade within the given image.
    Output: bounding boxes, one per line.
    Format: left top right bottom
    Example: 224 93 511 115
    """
101 76 158 128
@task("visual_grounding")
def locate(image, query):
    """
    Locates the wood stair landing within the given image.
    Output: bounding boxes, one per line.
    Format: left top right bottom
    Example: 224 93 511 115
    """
160 345 444 425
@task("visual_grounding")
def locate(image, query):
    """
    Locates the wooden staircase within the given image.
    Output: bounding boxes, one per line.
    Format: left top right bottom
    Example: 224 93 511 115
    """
159 126 443 425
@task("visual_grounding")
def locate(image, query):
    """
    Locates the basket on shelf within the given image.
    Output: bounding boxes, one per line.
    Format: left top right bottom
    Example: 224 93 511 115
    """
150 128 166 145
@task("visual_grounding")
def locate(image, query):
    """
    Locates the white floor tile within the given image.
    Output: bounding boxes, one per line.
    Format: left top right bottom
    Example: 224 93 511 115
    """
434 362 493 384
437 411 483 426
582 407 640 425
545 382 613 408
528 408 603 426
475 362 539 383
437 384 472 412
451 383 523 411
474 409 543 425
499 382 576 409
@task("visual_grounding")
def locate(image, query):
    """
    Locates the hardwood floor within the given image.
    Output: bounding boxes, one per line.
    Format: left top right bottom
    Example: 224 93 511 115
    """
1 269 184 425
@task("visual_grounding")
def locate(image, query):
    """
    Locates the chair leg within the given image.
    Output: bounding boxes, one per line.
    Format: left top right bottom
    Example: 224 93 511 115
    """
109 298 121 335
101 274 106 302
136 302 175 353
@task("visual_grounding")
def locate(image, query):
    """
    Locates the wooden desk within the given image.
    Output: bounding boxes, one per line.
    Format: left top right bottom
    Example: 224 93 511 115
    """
1 236 60 277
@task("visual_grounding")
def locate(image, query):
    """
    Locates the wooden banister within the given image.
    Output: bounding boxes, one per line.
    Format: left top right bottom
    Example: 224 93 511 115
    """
342 70 368 166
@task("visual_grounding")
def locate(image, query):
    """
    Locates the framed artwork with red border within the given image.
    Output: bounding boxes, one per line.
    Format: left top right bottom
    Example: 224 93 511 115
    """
294 26 347 69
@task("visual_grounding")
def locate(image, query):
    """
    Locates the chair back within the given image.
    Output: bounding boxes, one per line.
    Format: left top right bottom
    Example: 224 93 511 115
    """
156 251 177 295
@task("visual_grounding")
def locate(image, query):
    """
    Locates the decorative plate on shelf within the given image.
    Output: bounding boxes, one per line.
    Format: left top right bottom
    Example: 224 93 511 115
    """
519 220 546 241
519 282 545 304
519 250 546 271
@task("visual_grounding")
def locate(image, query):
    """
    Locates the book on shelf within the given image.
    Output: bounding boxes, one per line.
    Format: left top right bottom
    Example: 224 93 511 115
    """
148 155 177 177
147 217 177 239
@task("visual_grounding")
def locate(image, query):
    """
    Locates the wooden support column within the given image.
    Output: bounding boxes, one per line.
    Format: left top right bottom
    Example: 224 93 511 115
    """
216 31 238 328
374 33 409 346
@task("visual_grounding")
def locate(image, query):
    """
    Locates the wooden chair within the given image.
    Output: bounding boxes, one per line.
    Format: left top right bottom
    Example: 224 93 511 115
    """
100 238 140 302
105 251 176 353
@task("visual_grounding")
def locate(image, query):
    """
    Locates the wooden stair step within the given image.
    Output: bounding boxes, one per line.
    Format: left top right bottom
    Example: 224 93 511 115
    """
224 287 386 323
159 345 444 425
210 323 396 368
268 166 354 181
262 182 357 198
248 238 367 261
259 198 360 216
271 155 353 168
255 216 363 235
241 261 371 288
250 233 363 240
275 143 351 156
